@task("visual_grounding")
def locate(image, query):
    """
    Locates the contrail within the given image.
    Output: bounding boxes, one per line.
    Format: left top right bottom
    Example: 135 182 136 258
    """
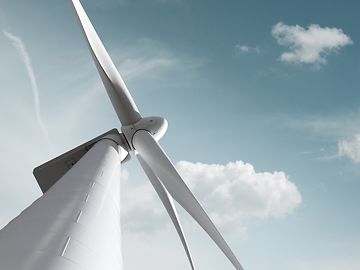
3 30 52 150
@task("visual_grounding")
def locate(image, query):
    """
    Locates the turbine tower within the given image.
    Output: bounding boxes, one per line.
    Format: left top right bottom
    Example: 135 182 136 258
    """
0 1 244 270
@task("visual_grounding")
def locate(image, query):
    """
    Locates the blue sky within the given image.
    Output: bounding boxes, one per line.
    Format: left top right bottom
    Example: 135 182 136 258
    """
0 0 359 270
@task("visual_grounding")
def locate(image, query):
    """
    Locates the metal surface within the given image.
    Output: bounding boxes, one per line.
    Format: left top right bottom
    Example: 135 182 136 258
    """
133 130 244 270
33 129 128 193
0 1 245 269
138 155 195 270
121 117 168 149
0 0 245 269
71 0 141 125
0 139 125 270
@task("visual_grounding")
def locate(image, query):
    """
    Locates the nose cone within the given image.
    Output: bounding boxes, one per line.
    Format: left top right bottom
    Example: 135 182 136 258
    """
122 116 168 150
152 117 168 141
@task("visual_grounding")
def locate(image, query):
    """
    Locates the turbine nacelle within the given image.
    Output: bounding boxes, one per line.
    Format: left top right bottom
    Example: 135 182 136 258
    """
121 116 168 150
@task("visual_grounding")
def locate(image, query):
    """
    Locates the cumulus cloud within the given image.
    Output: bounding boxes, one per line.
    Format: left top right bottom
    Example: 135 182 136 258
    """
121 160 301 234
3 30 52 149
338 134 360 163
177 161 301 227
272 22 353 67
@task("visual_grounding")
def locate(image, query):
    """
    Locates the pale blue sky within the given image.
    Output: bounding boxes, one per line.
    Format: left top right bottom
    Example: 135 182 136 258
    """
0 0 359 270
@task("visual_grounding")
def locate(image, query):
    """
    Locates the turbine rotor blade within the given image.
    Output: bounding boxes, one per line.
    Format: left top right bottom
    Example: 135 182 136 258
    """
71 0 141 125
133 130 244 270
138 155 195 270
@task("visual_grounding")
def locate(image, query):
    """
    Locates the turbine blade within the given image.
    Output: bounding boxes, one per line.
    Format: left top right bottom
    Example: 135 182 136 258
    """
133 130 244 270
71 0 141 125
138 155 195 270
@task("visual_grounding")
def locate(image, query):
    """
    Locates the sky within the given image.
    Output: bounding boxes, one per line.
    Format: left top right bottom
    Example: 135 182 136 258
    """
0 0 359 269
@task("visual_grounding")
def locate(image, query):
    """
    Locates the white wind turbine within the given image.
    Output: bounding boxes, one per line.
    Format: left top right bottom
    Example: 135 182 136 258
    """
0 1 244 270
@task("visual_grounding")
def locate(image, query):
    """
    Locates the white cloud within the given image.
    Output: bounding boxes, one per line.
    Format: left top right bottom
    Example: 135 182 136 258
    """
177 161 301 228
236 45 250 53
121 160 301 234
338 134 360 163
3 30 52 150
272 22 353 67
235 44 260 55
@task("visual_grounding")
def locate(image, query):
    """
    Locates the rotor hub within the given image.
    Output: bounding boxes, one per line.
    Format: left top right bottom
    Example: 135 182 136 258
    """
121 116 168 150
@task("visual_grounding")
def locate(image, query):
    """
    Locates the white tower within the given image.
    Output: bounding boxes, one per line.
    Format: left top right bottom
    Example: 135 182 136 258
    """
0 1 244 270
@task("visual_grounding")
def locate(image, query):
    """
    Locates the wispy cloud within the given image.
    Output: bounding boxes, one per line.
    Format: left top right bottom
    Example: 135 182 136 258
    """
338 134 360 164
272 22 353 67
3 31 52 149
235 44 260 55
283 112 360 139
281 112 360 163
113 38 205 83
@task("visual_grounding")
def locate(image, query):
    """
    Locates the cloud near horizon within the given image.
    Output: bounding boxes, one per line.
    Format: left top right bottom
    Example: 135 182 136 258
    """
272 22 352 67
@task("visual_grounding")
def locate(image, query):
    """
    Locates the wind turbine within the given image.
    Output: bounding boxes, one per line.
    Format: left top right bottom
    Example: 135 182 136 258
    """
0 1 244 269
